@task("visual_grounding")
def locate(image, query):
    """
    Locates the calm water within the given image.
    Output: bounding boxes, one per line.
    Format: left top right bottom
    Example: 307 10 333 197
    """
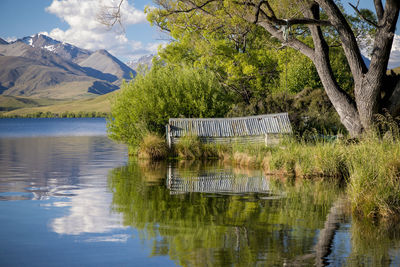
0 118 399 266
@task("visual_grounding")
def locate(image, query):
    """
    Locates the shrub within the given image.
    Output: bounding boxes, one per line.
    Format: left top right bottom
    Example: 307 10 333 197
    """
107 64 231 147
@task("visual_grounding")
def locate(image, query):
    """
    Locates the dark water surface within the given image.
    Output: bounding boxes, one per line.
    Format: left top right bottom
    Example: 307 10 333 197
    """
0 118 400 266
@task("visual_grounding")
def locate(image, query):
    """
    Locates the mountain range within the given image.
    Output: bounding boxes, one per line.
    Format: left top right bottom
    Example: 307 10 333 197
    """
126 54 154 71
0 34 136 99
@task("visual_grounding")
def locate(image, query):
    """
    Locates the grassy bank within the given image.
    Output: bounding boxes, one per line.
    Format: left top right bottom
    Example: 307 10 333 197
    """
134 133 400 220
0 92 114 118
0 111 109 118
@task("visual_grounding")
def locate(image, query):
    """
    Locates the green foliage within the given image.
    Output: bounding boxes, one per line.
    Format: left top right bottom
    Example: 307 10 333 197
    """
262 133 400 219
277 46 353 94
228 87 344 136
149 5 280 106
277 48 320 93
107 64 230 146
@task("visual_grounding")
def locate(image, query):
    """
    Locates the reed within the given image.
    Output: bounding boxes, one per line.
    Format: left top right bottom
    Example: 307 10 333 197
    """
134 126 400 219
174 135 203 159
137 133 169 160
346 136 400 219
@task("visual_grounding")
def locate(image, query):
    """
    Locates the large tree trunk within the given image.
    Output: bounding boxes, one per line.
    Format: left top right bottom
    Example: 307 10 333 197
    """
256 1 400 136
306 3 364 136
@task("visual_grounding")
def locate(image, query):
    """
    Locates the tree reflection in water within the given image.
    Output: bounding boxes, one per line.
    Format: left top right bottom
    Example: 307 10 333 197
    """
108 160 400 266
108 160 347 266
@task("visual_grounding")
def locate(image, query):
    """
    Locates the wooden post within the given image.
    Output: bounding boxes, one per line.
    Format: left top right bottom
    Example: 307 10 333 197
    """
166 124 172 148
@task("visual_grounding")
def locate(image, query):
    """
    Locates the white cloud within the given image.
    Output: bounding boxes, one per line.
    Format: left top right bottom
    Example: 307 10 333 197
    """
45 0 159 60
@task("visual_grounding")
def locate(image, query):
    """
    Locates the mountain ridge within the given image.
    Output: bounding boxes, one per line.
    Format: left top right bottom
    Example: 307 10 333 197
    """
0 34 135 99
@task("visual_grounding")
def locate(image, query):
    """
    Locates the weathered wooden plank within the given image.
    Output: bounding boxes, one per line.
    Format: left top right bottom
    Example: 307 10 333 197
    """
168 113 292 139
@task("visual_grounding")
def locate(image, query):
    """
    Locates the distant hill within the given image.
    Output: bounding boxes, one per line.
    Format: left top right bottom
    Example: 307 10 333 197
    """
0 95 64 112
0 92 115 116
0 55 95 98
0 34 135 99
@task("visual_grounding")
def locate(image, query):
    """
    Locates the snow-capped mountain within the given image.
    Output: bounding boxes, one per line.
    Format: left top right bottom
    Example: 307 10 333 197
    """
0 38 8 45
126 54 154 71
0 33 136 98
17 33 92 63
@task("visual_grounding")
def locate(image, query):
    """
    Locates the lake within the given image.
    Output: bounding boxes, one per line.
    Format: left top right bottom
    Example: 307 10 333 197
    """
0 118 399 266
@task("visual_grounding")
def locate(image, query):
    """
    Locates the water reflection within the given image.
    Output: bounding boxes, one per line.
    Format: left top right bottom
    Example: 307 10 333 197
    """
344 219 400 266
0 136 125 200
109 160 343 266
50 187 127 236
1 124 400 265
167 161 271 195
0 135 129 236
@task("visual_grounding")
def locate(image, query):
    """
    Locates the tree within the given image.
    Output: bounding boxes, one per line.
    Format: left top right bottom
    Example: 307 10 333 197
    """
149 11 281 107
151 0 400 136
103 0 399 136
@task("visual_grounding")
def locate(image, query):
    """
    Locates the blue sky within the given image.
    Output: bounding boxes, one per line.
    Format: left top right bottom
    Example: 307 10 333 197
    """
0 0 399 65
0 0 162 62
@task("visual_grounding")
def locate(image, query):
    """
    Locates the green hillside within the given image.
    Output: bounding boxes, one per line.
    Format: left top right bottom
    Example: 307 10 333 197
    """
0 92 116 117
0 96 65 111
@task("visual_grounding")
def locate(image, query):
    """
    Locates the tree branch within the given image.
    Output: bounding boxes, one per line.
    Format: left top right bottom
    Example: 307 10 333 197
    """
315 0 367 80
302 3 362 134
349 3 378 28
238 1 332 27
368 0 400 99
97 0 124 29
257 21 315 59
374 0 384 22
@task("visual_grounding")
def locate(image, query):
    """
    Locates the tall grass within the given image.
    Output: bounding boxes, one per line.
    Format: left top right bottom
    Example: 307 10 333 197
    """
137 133 169 160
346 136 400 219
174 135 204 159
268 139 347 179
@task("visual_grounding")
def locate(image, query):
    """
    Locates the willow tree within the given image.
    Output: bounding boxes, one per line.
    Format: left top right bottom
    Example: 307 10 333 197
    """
104 0 399 136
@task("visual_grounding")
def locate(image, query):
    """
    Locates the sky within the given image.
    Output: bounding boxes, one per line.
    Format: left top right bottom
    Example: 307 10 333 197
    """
0 0 399 66
0 0 164 62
